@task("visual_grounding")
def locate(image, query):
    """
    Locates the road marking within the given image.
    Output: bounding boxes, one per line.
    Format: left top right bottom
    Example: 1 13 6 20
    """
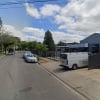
8 71 14 82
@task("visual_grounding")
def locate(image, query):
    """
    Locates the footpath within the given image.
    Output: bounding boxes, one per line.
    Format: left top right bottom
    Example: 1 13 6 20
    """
39 57 100 100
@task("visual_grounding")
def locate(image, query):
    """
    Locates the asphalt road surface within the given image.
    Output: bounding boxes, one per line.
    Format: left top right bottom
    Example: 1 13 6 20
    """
0 52 85 100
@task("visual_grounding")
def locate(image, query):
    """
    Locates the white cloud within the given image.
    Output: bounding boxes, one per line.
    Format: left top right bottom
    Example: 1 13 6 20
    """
24 3 40 18
24 3 61 18
23 27 45 37
52 31 84 43
55 0 100 37
3 25 84 43
40 4 61 16
3 25 45 42
23 27 84 43
24 0 100 43
3 24 26 40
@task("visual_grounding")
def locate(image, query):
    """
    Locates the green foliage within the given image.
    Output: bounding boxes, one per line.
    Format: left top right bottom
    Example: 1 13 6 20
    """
19 41 48 56
36 43 48 55
36 43 47 51
28 41 37 51
43 30 55 51
13 37 21 43
20 41 29 50
0 34 19 54
0 17 50 56
0 17 21 53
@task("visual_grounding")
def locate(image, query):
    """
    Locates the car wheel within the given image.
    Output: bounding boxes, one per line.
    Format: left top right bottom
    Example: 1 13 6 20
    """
72 64 78 70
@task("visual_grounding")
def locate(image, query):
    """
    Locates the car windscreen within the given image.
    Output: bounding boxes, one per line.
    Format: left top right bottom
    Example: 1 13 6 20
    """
60 54 67 59
27 55 34 57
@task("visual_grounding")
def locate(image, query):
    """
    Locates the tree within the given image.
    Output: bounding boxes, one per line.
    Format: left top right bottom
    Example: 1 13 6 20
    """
12 37 21 50
27 41 37 51
0 18 21 53
43 30 55 51
0 34 16 54
0 18 3 51
20 41 29 50
36 43 48 56
0 17 2 32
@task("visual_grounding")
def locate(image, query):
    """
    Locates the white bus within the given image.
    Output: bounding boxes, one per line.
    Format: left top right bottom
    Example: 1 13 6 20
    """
60 52 88 70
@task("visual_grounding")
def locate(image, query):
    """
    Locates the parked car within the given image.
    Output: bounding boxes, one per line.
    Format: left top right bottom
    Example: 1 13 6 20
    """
25 54 38 63
23 51 32 59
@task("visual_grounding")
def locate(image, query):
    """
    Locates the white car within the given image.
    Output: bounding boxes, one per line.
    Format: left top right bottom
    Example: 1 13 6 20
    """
25 54 38 63
23 51 32 59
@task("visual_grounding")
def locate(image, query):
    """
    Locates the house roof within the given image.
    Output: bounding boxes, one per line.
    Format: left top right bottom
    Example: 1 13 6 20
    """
80 33 100 44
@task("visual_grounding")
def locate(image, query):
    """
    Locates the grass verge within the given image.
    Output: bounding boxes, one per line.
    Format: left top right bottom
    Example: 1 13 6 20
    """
0 53 5 57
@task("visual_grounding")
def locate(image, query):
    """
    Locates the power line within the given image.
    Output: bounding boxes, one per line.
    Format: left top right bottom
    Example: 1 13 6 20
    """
0 0 59 7
0 0 67 9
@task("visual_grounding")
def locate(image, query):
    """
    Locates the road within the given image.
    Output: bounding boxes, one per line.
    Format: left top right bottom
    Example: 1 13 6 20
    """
0 52 85 100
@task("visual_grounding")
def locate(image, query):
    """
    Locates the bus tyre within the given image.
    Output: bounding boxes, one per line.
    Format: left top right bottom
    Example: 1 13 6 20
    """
72 64 77 70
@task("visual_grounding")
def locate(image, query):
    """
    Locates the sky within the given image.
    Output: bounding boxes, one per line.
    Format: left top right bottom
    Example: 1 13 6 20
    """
0 0 100 43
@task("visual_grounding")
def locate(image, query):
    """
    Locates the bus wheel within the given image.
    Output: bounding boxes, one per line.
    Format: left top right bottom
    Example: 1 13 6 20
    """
72 64 77 70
